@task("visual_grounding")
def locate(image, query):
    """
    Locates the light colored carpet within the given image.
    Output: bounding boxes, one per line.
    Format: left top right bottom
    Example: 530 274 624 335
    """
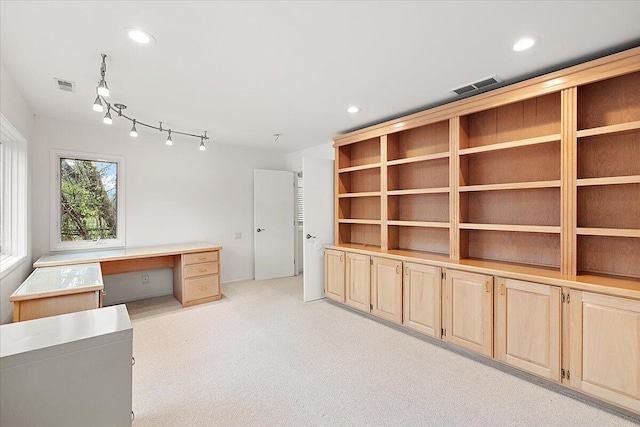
126 276 637 427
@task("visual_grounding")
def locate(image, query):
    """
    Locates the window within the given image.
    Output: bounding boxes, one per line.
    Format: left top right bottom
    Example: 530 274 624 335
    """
51 150 125 251
296 172 303 226
0 114 28 279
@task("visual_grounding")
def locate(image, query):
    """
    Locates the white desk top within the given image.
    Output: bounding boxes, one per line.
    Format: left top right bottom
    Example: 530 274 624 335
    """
0 305 131 362
33 242 221 268
9 263 104 301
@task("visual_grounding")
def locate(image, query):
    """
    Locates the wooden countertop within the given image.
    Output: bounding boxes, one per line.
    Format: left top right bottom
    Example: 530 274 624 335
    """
326 244 640 300
9 263 104 302
33 242 221 268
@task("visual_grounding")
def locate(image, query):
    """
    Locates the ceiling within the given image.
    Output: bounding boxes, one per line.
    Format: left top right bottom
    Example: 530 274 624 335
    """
1 1 639 153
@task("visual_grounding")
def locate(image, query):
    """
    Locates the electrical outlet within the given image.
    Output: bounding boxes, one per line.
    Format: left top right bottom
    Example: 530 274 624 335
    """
234 232 242 239
141 273 150 284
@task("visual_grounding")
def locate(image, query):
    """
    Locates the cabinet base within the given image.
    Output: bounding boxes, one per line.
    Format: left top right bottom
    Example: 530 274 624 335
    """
324 298 640 423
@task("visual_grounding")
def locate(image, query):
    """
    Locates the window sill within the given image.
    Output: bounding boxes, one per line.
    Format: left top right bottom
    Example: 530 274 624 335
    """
0 254 27 280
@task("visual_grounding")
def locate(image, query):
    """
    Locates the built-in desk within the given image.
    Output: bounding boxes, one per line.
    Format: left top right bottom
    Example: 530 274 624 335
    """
23 242 222 319
10 263 104 322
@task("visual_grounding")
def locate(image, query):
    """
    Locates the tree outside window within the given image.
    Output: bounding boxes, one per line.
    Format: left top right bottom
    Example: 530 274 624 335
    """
60 158 118 241
51 150 125 251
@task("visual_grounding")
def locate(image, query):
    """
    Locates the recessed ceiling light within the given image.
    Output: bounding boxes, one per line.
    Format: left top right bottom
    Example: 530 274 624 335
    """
347 106 360 114
513 37 535 52
126 29 156 45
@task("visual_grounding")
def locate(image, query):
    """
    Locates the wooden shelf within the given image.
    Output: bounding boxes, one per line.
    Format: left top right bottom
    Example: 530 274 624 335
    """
387 152 449 166
387 188 449 196
459 134 560 156
338 163 381 173
576 120 640 138
576 175 640 187
460 223 561 234
387 220 450 229
460 180 561 192
577 228 640 238
338 192 381 198
338 219 381 225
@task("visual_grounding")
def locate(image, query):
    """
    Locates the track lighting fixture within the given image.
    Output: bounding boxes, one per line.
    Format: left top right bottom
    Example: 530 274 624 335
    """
91 53 209 151
97 79 110 97
103 109 113 125
93 96 104 112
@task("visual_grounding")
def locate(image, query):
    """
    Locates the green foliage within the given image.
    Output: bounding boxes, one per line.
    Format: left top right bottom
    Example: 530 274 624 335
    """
60 158 117 241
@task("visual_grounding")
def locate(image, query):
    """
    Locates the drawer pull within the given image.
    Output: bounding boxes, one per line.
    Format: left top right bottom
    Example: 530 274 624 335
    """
199 269 207 273
396 265 401 274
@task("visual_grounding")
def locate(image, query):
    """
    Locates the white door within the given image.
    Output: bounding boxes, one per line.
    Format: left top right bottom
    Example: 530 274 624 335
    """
302 157 334 302
254 169 295 281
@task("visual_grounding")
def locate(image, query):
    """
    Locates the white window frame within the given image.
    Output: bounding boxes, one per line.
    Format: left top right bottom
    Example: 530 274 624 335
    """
0 114 28 279
50 149 126 251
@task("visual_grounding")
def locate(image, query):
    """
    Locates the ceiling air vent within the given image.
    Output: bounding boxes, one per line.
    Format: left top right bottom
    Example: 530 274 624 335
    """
452 75 501 96
55 78 75 92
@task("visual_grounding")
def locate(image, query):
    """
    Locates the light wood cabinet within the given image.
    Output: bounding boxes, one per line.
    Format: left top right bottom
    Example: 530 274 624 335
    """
324 249 345 303
326 47 640 416
345 252 371 312
403 262 441 338
569 291 640 413
444 269 493 357
371 257 403 324
173 250 221 307
495 278 561 381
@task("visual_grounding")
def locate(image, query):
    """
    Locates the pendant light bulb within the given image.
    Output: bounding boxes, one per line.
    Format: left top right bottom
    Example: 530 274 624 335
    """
103 109 113 125
130 119 138 137
166 130 173 146
93 96 104 112
97 79 110 97
199 137 206 151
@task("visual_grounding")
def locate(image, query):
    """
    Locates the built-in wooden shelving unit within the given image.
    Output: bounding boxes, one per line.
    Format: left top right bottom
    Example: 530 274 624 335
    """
328 48 640 417
333 47 640 285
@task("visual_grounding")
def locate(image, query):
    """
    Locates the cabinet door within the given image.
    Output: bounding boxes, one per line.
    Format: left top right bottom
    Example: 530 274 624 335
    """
345 252 371 313
495 278 561 381
570 291 640 413
371 257 403 324
324 249 345 303
445 269 493 357
403 262 441 338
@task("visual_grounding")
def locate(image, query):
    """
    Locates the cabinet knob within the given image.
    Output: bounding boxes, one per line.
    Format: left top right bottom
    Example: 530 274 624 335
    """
499 284 506 295
485 281 491 293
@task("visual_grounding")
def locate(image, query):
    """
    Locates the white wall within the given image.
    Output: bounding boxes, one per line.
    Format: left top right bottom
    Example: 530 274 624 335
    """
31 116 288 304
0 62 35 324
286 141 334 171
286 142 335 277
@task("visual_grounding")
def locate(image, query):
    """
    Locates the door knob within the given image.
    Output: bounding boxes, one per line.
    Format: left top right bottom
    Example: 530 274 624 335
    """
306 234 317 239
257 228 265 232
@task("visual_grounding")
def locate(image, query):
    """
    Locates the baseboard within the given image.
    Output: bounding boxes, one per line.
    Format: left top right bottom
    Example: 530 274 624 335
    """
221 277 254 285
325 299 640 424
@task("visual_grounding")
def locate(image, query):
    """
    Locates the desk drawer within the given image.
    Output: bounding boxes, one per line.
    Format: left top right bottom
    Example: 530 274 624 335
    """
184 251 218 265
184 262 219 278
184 275 220 302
